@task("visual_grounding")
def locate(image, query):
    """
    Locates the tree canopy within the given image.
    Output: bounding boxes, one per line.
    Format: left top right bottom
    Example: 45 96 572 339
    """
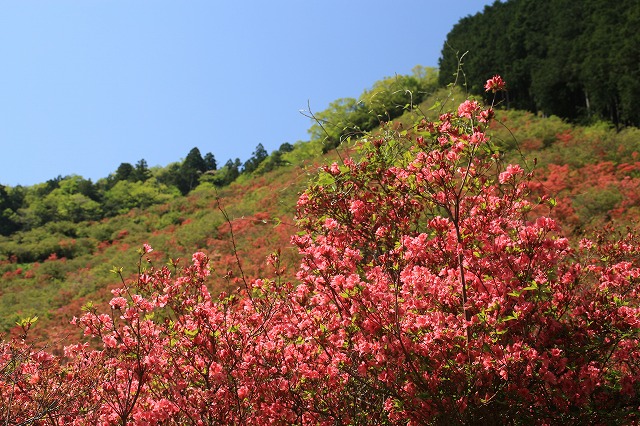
309 66 439 152
439 0 640 126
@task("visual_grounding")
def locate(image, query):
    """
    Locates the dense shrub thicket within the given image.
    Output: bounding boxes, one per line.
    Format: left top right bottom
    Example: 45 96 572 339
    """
1 77 639 425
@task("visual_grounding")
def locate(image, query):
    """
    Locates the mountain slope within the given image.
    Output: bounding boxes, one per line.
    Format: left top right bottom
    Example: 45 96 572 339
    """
2 83 640 347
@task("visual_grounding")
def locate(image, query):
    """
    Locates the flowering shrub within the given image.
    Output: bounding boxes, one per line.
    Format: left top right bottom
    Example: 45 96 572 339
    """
0 318 97 425
290 90 640 423
1 76 639 424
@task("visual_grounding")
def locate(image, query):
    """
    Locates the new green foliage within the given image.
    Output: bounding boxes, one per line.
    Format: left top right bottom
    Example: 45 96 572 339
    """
308 66 439 152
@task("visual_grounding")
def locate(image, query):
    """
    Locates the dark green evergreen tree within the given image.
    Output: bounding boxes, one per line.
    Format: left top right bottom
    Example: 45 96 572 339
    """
183 148 207 173
114 163 135 182
133 159 151 182
278 142 294 153
438 0 640 126
176 147 207 195
0 185 22 235
242 143 268 174
203 152 217 171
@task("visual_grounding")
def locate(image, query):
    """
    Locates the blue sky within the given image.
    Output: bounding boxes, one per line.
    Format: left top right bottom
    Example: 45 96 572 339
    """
0 1 495 187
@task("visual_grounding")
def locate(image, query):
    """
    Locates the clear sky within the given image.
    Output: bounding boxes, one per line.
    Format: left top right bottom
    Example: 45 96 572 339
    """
0 1 495 187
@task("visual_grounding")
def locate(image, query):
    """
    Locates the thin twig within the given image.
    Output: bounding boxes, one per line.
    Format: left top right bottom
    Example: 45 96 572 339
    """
215 193 252 300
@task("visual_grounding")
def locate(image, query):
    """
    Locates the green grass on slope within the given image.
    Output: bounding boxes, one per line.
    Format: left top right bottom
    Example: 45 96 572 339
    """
2 87 639 342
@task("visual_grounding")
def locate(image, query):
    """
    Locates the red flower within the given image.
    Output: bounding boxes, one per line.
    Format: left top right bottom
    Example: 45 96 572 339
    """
485 75 506 93
457 100 480 119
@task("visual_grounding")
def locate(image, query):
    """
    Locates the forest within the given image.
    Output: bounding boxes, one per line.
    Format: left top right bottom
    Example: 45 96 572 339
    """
1 0 640 424
0 143 291 241
439 0 640 127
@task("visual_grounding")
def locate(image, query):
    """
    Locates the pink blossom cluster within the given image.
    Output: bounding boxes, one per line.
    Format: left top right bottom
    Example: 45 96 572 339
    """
1 79 639 424
485 74 506 93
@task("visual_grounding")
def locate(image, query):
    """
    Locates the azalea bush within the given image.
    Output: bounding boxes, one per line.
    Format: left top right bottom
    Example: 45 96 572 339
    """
0 318 97 424
1 76 639 424
289 76 640 424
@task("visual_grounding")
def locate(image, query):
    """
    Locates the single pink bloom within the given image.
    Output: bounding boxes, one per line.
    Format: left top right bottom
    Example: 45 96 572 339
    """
485 75 506 93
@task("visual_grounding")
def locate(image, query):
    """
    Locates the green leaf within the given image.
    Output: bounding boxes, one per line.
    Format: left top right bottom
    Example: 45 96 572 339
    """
185 328 199 337
16 315 38 328
81 301 95 312
317 173 336 187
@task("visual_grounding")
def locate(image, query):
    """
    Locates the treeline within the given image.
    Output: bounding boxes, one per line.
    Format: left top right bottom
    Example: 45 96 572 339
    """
439 0 640 127
0 143 293 238
1 66 441 239
308 66 439 151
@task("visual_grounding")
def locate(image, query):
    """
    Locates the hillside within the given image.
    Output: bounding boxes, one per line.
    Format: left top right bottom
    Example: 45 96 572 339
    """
3 1 639 345
0 68 439 340
3 0 640 422
0 152 313 341
2 73 640 423
1 80 640 346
